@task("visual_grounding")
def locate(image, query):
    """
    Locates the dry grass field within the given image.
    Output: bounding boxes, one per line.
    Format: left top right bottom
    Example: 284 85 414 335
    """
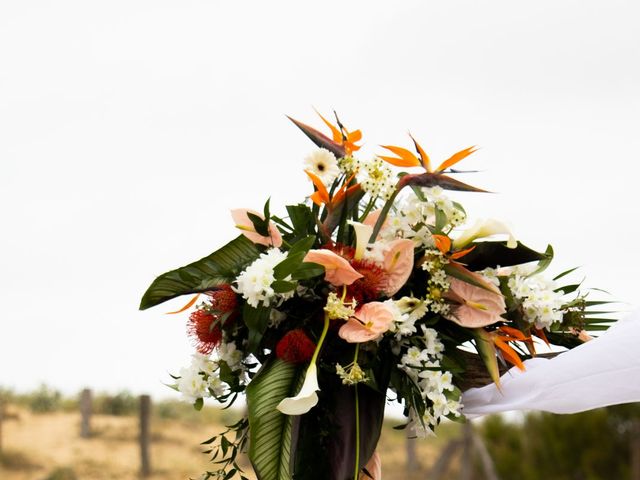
0 404 461 480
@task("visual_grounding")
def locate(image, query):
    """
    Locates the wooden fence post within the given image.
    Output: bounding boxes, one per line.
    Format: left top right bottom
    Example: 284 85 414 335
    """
139 395 151 477
80 389 92 438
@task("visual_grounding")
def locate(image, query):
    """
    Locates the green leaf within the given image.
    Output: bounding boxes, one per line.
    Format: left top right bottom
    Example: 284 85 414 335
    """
139 235 260 310
553 266 580 281
457 241 550 271
286 204 316 237
273 252 305 280
243 304 271 354
291 262 325 280
434 207 447 232
287 235 316 257
472 328 500 387
272 280 297 293
247 212 270 237
194 397 204 411
246 357 302 480
527 244 554 277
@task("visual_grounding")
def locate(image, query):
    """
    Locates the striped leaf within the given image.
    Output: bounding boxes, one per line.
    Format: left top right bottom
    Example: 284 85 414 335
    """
139 235 260 310
246 358 303 480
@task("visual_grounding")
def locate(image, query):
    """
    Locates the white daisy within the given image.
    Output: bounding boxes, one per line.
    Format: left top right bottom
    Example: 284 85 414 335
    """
304 148 340 185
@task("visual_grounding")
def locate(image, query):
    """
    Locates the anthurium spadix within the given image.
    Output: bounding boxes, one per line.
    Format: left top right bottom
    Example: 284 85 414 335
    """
453 218 517 250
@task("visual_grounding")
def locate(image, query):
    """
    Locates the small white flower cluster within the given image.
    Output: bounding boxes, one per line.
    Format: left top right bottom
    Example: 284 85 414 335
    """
304 148 340 185
324 292 356 320
399 327 462 438
376 187 465 247
421 251 451 315
235 248 295 308
358 157 396 200
387 297 429 339
176 342 248 405
422 187 466 228
336 362 368 385
338 155 358 175
483 265 565 329
176 353 227 404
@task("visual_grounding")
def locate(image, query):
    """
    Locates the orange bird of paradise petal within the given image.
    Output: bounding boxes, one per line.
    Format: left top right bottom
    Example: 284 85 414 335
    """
435 146 478 173
379 144 421 168
432 234 452 255
166 293 200 314
494 336 526 371
315 110 362 155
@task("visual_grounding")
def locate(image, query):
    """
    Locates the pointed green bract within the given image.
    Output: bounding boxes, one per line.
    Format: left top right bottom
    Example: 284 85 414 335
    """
246 358 303 480
472 328 501 387
139 235 260 310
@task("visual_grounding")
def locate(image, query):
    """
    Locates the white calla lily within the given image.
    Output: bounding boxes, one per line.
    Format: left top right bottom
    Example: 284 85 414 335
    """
276 362 320 415
453 219 517 250
349 220 374 260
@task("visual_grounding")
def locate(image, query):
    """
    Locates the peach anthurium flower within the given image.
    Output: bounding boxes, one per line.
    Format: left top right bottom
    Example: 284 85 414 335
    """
444 277 506 328
230 209 282 248
360 450 381 480
339 302 394 343
304 249 363 286
276 362 319 415
382 238 414 296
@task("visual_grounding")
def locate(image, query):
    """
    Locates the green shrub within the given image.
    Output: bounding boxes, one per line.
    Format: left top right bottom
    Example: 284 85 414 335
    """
27 385 62 413
94 390 138 416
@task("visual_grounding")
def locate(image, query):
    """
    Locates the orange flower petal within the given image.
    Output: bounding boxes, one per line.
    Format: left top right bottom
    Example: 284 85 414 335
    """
315 110 343 143
435 146 478 172
494 337 525 371
305 170 331 205
409 134 432 172
450 245 476 260
379 145 421 167
166 294 200 314
432 234 452 254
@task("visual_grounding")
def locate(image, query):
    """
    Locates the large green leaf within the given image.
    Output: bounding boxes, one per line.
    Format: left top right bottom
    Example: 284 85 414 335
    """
246 358 303 480
456 241 550 271
139 235 260 310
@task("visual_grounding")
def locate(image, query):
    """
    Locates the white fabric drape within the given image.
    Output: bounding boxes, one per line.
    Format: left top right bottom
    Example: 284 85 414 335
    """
462 309 640 417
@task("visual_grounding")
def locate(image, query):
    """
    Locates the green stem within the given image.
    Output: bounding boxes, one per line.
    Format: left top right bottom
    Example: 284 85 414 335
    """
353 343 361 480
354 383 360 480
310 314 331 365
369 187 400 242
358 197 376 223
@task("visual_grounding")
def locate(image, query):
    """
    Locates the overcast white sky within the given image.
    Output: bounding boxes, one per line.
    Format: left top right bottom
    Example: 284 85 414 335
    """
1 1 639 399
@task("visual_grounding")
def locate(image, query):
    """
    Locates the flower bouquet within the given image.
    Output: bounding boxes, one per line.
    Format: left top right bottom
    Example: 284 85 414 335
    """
140 111 612 480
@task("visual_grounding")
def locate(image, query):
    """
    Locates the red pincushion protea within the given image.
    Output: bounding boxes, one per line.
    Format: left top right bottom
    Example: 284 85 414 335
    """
188 285 239 354
188 309 222 354
276 329 317 364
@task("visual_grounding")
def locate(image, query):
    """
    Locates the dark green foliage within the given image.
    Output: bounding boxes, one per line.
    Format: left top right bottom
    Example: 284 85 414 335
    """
479 405 640 480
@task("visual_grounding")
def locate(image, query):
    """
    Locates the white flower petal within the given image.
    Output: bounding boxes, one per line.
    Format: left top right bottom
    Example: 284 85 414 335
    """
276 363 320 415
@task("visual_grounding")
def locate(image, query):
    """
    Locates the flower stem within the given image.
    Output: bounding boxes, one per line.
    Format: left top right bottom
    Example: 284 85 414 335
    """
311 314 331 365
354 382 361 480
369 187 400 242
353 343 361 480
